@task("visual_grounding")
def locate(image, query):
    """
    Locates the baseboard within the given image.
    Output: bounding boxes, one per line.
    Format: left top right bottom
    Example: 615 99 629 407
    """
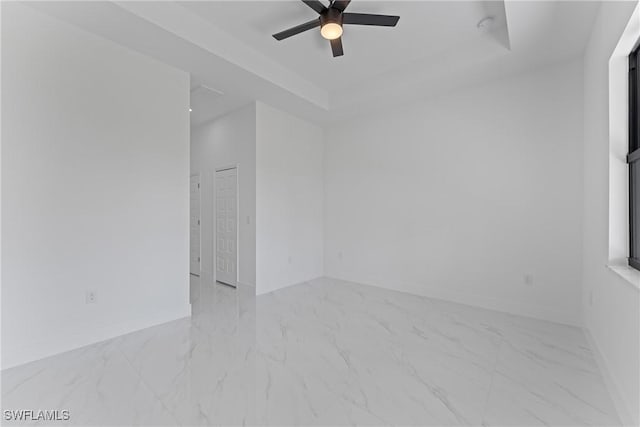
324 274 581 327
1 305 191 371
584 328 636 426
256 275 324 296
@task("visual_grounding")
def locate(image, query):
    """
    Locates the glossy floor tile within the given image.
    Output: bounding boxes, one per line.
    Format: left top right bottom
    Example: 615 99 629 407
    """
1 277 620 426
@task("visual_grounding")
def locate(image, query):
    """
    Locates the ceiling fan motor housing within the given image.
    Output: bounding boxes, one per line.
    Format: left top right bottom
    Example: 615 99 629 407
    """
321 8 343 27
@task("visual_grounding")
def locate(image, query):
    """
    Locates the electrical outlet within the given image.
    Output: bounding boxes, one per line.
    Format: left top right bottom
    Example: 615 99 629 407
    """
86 290 97 304
524 274 534 286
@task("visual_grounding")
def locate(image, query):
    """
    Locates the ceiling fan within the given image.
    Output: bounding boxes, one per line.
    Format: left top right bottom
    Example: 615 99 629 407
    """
272 0 400 57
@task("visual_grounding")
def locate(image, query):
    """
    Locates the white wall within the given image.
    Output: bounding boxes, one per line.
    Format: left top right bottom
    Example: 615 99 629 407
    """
582 1 640 425
324 59 585 326
255 102 324 295
191 104 257 287
1 4 191 369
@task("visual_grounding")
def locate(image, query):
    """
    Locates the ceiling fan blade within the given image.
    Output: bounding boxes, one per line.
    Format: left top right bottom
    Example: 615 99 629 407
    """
343 13 400 26
273 18 320 40
330 37 344 57
301 0 327 14
331 0 351 12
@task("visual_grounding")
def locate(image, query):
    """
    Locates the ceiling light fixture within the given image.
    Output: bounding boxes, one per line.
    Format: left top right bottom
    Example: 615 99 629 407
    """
477 16 494 33
189 108 193 112
320 22 343 40
320 22 342 40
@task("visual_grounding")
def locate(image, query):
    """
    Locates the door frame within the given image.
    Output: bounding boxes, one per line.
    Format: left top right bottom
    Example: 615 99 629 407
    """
215 164 239 286
190 173 201 277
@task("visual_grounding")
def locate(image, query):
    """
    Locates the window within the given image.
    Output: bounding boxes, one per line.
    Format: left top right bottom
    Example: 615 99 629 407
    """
629 43 640 271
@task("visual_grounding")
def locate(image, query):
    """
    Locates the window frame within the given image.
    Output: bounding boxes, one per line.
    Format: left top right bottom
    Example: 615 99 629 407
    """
629 42 640 271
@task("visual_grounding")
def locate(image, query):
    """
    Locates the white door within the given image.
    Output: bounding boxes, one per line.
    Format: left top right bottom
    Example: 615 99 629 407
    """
215 167 237 286
190 175 201 275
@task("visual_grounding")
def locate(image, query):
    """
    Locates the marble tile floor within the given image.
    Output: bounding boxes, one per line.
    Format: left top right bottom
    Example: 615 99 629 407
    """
1 277 621 426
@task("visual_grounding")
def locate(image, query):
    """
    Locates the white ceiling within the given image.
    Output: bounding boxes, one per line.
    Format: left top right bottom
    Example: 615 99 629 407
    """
180 1 491 92
26 1 600 126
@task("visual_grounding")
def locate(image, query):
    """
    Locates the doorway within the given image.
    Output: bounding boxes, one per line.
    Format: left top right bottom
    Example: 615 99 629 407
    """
215 167 238 287
190 174 201 276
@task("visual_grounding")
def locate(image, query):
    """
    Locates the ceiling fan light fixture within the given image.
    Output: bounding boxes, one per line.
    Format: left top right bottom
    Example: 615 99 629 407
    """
320 22 343 40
